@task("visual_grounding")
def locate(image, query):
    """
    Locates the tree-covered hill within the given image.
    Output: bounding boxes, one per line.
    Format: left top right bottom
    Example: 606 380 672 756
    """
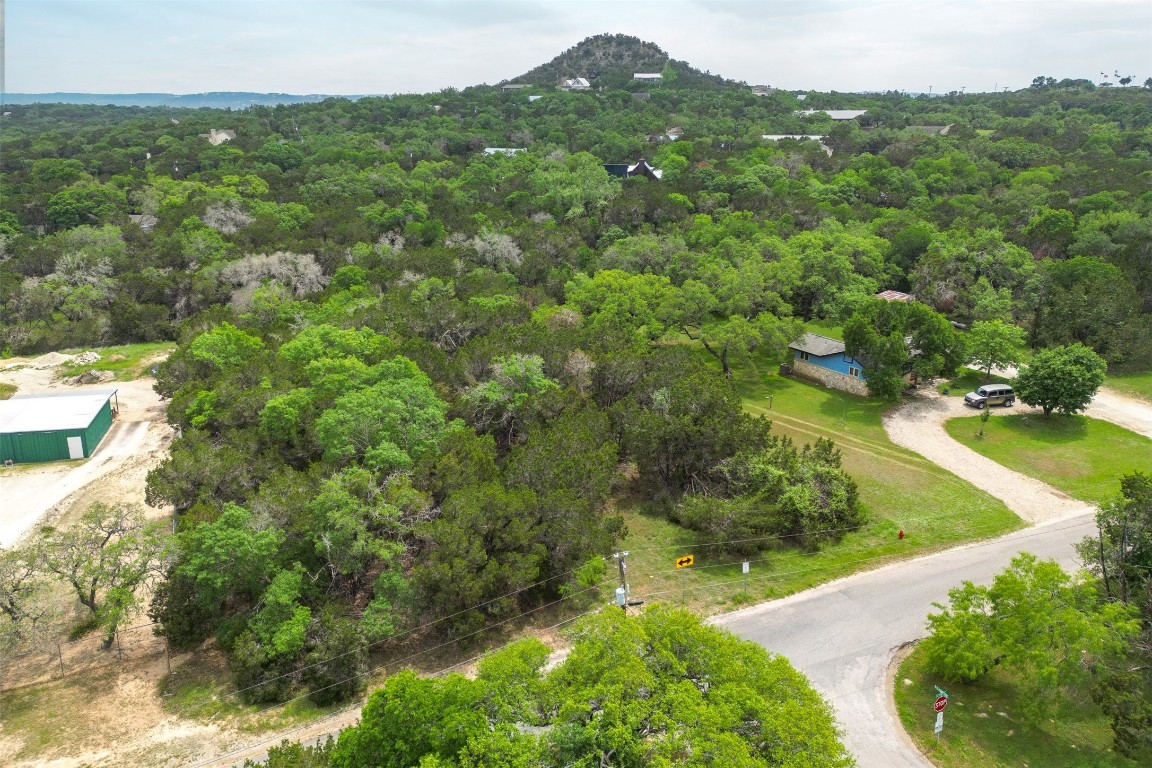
508 32 730 89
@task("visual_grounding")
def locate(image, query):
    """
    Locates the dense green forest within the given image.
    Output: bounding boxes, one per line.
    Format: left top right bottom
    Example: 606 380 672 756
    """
2 34 1150 762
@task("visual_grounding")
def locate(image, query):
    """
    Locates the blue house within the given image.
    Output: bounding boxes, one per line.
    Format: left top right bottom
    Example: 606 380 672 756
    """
788 333 869 396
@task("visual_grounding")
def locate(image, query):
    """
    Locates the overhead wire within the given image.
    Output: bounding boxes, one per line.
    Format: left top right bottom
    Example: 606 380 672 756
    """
184 514 1102 767
185 601 609 768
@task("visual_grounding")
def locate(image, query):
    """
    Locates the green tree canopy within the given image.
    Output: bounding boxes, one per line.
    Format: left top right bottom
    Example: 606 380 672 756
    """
844 298 964 399
924 553 1140 716
331 607 853 768
965 319 1027 380
1012 342 1107 417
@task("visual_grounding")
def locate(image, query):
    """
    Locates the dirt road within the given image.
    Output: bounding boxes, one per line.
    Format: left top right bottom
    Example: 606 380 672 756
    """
882 391 1093 524
0 353 174 546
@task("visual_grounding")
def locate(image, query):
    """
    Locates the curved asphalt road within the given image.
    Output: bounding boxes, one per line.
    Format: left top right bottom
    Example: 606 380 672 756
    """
203 388 1149 767
717 386 1151 768
715 514 1096 768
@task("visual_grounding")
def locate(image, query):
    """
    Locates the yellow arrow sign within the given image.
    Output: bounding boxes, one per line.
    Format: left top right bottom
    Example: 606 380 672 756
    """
676 554 694 569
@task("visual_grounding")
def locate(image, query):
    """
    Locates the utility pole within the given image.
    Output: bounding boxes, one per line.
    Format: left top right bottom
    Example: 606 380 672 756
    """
613 551 629 611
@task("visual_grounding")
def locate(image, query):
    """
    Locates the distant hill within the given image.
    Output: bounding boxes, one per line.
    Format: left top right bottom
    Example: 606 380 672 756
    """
0 92 360 109
506 34 733 90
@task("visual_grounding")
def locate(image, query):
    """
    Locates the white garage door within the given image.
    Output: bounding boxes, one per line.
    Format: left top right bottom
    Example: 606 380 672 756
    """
67 436 84 460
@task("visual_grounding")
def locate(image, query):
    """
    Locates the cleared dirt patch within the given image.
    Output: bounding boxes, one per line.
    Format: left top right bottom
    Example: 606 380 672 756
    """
0 354 174 546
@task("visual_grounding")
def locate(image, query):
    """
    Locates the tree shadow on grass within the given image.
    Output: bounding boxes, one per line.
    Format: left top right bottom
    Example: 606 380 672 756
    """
1003 413 1090 443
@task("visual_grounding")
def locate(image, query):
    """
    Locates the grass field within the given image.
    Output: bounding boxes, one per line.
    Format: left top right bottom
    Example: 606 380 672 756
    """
944 414 1152 504
802 319 844 340
1106 370 1152 403
57 342 175 381
616 345 1023 615
895 643 1141 768
0 381 15 399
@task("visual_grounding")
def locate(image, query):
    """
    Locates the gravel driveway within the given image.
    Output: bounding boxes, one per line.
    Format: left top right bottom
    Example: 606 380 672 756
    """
882 390 1093 524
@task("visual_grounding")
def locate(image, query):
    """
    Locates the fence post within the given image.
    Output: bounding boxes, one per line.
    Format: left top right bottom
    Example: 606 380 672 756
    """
57 641 65 675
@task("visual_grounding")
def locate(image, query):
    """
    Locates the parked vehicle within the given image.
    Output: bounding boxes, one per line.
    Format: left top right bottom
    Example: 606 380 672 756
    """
964 384 1015 409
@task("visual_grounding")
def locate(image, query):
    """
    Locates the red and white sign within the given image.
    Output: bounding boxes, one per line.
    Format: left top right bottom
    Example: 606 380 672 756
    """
933 695 948 713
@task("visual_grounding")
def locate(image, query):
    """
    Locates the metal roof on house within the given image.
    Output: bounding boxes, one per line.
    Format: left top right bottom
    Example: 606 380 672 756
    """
789 333 846 357
0 389 118 433
875 290 914 302
627 159 663 179
797 109 868 120
761 135 833 156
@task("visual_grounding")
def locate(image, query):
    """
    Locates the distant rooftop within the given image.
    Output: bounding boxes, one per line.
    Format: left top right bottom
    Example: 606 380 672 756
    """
789 333 845 357
762 135 833 156
797 109 868 120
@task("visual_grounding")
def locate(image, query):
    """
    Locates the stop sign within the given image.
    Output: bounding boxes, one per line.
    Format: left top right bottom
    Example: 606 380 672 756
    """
934 695 948 712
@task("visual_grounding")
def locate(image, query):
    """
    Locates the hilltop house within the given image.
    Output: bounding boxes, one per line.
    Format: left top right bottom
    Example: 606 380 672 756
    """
788 333 868 396
560 78 591 91
634 72 663 81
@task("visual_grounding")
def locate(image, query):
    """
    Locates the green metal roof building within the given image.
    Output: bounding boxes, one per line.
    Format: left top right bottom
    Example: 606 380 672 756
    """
0 389 119 464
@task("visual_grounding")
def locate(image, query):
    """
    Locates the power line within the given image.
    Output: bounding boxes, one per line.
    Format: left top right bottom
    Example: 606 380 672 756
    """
172 581 607 728
185 602 607 768
183 515 1099 767
213 507 1033 704
190 558 606 706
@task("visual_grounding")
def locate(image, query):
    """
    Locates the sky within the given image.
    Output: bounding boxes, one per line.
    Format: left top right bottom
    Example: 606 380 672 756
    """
5 0 1151 95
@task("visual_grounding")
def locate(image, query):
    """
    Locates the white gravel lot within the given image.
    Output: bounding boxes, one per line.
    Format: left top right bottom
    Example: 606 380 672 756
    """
0 354 172 547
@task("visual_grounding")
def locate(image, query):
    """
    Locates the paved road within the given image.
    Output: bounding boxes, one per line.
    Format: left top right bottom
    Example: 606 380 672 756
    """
716 513 1096 768
717 384 1151 768
198 385 1152 767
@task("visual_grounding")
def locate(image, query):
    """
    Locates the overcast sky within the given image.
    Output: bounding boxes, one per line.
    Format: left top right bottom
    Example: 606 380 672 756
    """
6 0 1151 95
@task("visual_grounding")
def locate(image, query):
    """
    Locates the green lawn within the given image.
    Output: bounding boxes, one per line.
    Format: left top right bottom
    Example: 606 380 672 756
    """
1106 370 1152 403
57 342 175 381
895 643 1141 768
803 319 844 341
617 346 1023 615
944 414 1152 504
